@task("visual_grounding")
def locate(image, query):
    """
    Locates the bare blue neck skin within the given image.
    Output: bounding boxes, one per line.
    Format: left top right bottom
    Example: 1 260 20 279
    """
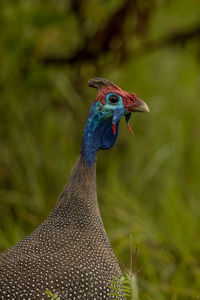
81 102 120 167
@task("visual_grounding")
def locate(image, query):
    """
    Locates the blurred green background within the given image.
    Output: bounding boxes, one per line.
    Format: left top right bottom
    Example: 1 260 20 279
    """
0 0 200 299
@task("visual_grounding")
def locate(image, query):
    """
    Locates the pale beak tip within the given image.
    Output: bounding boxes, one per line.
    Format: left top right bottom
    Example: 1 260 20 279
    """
132 97 150 113
124 97 150 113
142 103 150 113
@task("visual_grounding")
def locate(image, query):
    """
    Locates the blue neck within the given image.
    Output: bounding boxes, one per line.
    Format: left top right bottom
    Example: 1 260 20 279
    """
81 103 119 167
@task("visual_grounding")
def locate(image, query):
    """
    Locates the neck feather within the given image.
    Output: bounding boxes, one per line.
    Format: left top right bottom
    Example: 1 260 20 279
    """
81 103 119 166
54 155 97 210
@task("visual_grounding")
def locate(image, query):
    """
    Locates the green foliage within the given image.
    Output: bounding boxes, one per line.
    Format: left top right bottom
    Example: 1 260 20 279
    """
0 0 200 299
109 276 132 299
109 238 139 300
45 289 60 300
109 275 139 300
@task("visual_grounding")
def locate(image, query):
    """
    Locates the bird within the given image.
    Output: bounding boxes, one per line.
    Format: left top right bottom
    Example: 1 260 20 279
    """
0 78 149 299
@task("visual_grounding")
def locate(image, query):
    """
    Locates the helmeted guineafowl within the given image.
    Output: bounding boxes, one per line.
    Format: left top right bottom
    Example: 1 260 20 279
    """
0 78 149 299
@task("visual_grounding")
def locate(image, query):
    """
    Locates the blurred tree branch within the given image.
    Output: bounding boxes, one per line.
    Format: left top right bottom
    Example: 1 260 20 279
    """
40 0 139 65
41 20 200 65
140 23 200 55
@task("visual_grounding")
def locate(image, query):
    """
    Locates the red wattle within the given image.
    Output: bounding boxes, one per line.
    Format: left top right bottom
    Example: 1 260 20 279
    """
112 124 116 135
127 123 134 135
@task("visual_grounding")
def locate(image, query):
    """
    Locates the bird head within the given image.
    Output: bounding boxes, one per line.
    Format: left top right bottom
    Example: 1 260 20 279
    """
88 77 150 136
82 77 150 166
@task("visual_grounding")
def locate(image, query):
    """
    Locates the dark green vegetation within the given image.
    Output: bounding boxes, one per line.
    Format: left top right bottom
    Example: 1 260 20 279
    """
0 0 200 299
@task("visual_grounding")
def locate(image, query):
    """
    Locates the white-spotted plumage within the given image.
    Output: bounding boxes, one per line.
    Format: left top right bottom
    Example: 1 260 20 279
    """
0 156 122 299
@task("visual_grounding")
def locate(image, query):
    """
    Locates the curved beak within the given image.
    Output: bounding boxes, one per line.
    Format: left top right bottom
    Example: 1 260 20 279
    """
124 97 150 113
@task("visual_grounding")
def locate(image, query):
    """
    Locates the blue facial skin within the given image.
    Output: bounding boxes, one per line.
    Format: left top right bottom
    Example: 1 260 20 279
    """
81 93 126 166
